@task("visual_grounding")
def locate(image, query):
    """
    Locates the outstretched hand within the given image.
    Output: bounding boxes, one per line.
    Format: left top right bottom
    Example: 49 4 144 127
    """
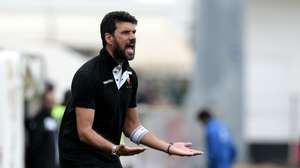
116 144 146 156
168 142 203 156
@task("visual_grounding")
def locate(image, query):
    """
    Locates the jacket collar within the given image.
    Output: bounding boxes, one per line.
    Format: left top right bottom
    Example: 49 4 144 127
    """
100 48 130 71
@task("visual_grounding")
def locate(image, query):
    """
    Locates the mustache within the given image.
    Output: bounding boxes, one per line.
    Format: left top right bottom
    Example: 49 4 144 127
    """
129 39 136 45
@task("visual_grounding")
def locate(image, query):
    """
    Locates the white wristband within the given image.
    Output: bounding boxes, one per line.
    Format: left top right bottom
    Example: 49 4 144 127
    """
130 125 149 144
112 145 118 155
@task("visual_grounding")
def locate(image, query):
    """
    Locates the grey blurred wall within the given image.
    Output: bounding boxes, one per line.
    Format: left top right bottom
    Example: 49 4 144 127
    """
186 0 245 161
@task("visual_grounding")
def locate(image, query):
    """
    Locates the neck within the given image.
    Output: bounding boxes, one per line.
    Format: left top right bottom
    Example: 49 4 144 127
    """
105 45 123 64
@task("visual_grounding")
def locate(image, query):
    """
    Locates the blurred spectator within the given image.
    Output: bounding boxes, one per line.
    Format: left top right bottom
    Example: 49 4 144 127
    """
197 108 236 168
26 81 58 168
51 89 71 124
51 89 72 167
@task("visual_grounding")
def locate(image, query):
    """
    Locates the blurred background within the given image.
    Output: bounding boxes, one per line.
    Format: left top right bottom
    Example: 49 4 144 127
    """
0 0 300 168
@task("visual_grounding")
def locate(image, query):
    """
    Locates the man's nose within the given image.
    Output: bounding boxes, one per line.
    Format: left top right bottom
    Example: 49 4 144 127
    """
129 32 135 40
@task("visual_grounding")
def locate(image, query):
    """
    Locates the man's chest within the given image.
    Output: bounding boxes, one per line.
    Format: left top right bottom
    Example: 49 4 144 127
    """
97 72 134 107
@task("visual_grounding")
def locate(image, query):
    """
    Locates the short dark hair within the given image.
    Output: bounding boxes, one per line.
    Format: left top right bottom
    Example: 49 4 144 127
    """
42 81 54 101
44 81 54 93
197 108 212 123
100 11 137 47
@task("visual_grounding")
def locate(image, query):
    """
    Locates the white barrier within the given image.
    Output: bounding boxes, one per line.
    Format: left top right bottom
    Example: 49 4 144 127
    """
0 51 24 168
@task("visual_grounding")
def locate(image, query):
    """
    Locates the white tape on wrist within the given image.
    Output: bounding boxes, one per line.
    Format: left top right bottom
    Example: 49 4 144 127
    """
112 145 118 155
130 125 149 144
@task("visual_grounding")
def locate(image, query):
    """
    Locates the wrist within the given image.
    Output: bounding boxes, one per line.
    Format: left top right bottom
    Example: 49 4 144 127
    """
166 142 173 155
111 145 118 156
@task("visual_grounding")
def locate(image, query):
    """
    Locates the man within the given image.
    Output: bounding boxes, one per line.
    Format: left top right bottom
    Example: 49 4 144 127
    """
26 82 58 168
59 11 202 168
197 109 236 168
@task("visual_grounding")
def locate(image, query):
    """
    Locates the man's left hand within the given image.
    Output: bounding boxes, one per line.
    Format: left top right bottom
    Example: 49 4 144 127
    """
168 142 203 156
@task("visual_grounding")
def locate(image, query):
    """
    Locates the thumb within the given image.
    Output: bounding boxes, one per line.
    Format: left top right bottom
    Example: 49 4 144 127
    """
117 144 126 151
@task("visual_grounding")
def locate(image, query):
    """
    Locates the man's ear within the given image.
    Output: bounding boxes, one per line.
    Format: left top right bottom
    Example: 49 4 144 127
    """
105 33 113 45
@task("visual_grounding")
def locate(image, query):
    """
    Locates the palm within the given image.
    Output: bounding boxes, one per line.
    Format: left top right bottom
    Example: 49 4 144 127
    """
169 142 203 156
117 145 146 156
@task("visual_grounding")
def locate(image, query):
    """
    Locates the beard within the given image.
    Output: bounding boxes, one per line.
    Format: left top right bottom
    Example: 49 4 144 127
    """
112 39 135 61
113 42 127 61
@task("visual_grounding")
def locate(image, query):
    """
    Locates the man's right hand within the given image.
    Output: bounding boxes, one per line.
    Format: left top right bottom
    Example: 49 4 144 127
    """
115 144 146 156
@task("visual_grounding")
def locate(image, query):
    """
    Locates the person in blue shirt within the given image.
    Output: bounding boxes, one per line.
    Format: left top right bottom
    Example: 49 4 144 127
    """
197 109 236 168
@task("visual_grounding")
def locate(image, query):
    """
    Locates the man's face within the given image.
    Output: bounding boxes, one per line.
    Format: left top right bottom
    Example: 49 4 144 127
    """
111 22 136 61
43 91 55 109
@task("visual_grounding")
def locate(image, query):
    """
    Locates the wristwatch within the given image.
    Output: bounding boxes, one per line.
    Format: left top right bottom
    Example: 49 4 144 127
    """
112 145 118 156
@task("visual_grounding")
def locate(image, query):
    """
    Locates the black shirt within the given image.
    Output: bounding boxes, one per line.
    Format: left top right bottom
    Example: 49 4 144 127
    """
59 49 138 166
26 107 57 168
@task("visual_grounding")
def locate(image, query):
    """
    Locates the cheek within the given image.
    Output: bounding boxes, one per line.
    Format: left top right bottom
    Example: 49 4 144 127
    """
114 38 126 48
117 35 129 42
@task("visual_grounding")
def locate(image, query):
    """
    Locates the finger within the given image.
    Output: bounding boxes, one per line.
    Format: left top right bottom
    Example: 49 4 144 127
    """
118 144 126 150
186 147 202 153
127 147 146 152
191 150 204 155
119 149 145 156
180 152 194 157
184 142 192 147
127 147 146 151
129 149 146 154
194 151 204 155
131 147 146 150
128 148 146 155
177 149 203 157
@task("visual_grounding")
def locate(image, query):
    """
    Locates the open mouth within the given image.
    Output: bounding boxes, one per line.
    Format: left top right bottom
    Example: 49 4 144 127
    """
126 43 135 55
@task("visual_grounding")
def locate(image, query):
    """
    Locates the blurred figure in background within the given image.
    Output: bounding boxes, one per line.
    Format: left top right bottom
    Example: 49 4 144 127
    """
52 89 71 125
197 108 236 168
51 89 72 167
26 81 58 168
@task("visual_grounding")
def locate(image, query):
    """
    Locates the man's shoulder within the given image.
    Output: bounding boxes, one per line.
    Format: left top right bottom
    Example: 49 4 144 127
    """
75 56 103 76
79 55 101 70
71 56 102 85
207 119 221 129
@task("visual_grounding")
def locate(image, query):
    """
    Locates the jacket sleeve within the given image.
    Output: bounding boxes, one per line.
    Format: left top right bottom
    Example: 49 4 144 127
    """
206 126 220 161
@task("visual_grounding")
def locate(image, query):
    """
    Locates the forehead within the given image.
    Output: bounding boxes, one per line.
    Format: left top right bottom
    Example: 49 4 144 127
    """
115 22 136 31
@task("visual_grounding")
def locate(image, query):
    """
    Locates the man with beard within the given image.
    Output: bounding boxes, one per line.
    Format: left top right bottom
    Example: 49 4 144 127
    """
59 11 202 168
